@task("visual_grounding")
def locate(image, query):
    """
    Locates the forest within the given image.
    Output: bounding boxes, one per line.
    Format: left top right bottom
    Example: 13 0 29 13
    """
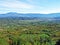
0 17 60 45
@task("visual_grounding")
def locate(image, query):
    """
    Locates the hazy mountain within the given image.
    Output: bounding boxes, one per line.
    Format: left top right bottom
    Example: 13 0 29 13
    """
0 12 60 21
0 12 60 17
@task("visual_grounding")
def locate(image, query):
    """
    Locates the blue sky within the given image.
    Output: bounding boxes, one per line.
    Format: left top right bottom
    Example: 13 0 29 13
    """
0 0 60 14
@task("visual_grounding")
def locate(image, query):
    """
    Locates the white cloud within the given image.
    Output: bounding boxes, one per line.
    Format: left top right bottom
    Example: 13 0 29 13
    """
1 0 59 14
39 8 60 14
0 0 44 14
0 0 34 9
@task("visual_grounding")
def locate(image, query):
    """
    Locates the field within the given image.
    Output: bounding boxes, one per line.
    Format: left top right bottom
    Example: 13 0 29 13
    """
0 18 60 45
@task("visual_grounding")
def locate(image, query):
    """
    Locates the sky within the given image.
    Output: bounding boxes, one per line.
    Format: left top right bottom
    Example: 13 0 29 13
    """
0 0 60 14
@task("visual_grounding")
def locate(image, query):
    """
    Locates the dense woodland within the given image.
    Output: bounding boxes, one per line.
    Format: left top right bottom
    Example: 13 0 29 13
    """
0 17 60 45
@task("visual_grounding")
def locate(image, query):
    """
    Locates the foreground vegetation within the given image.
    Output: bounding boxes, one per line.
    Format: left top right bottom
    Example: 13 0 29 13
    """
0 18 60 45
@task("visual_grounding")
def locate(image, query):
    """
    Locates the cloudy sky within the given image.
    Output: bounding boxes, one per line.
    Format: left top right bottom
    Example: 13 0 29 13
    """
0 0 60 14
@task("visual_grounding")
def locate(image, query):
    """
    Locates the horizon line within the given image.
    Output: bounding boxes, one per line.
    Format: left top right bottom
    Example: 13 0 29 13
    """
0 12 60 14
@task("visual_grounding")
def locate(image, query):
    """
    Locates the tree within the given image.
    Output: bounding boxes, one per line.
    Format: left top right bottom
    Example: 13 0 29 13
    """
8 37 13 45
29 39 34 45
39 33 52 45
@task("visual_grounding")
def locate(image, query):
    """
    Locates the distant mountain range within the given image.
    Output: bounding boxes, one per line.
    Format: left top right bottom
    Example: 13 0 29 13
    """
0 12 60 17
0 12 60 21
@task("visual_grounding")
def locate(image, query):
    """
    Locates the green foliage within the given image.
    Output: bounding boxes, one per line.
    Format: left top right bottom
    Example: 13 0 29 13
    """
0 18 60 45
